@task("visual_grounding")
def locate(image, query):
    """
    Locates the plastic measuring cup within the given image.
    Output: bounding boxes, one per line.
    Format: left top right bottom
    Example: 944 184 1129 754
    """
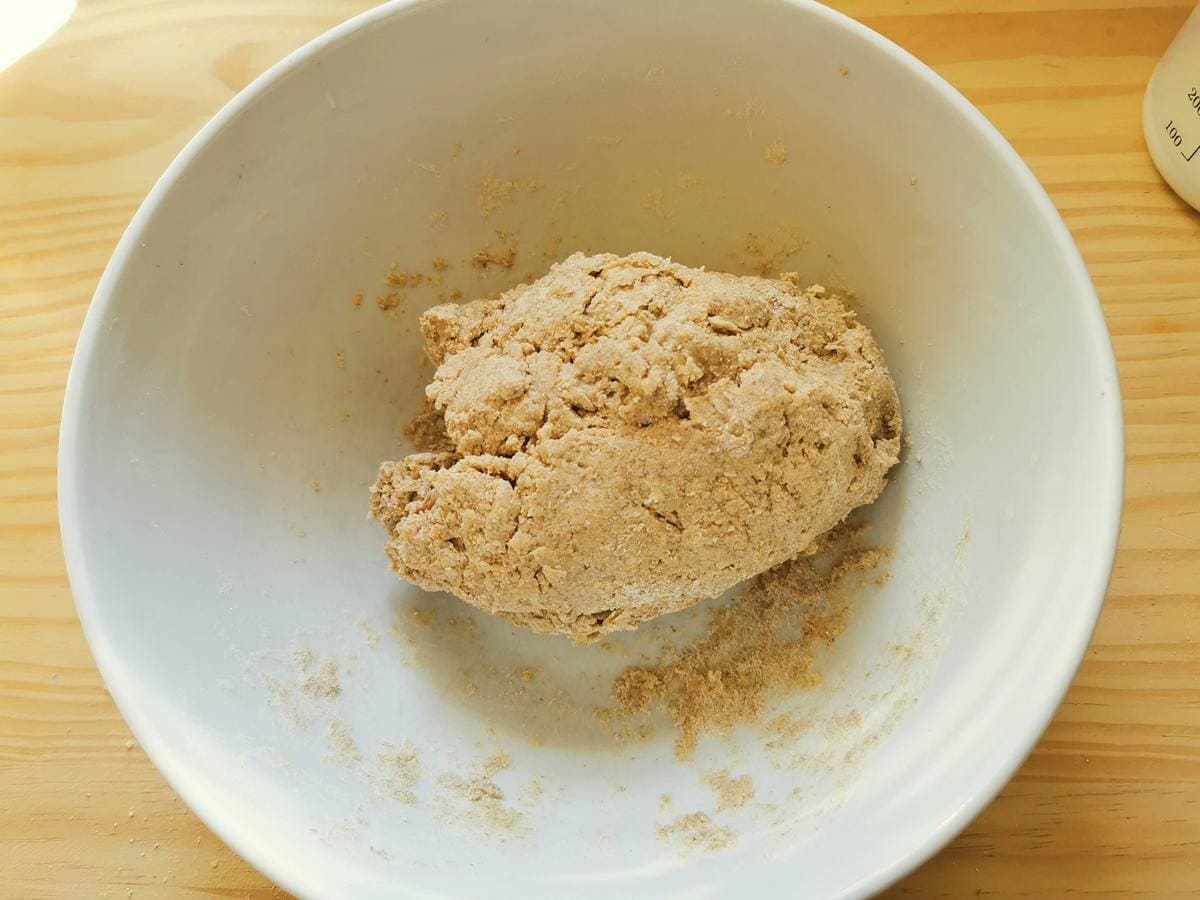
1144 4 1200 211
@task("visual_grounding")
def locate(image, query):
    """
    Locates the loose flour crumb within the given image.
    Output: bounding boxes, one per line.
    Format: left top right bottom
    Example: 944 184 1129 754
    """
612 526 887 759
435 750 527 836
356 618 381 650
298 655 341 700
640 188 666 217
764 712 808 750
471 239 518 270
703 770 756 810
517 776 545 806
657 812 734 852
372 741 420 804
739 229 808 276
477 173 544 217
325 720 361 765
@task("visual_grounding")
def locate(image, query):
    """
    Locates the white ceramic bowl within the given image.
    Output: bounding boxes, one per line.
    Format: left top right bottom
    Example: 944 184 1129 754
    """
60 1 1124 897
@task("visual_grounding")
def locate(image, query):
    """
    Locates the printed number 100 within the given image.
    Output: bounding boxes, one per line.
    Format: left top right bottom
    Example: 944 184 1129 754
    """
1166 120 1200 162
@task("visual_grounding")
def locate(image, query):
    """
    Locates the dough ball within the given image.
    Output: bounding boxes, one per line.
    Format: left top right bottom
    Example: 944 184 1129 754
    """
371 251 901 640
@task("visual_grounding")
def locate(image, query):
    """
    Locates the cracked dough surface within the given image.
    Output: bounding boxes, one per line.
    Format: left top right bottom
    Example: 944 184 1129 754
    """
371 251 901 640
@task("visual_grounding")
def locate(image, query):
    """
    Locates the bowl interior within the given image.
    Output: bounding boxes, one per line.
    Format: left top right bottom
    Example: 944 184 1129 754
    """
62 0 1122 897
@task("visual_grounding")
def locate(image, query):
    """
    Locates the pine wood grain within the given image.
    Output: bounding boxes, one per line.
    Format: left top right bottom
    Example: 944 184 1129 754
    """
1 1 1197 896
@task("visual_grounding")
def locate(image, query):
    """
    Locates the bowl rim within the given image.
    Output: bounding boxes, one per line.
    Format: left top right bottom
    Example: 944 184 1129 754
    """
58 0 1125 896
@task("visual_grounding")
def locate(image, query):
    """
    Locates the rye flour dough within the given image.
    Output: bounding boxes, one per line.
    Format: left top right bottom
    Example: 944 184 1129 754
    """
371 251 901 640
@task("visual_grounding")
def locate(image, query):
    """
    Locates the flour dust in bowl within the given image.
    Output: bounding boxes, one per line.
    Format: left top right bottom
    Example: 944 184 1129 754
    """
58 1 1123 897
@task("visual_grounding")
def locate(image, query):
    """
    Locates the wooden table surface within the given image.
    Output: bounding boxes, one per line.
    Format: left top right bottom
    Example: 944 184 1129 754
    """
3 1 1199 896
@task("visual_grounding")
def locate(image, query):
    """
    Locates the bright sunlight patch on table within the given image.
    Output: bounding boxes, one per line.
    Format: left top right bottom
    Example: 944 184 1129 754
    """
0 0 75 71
